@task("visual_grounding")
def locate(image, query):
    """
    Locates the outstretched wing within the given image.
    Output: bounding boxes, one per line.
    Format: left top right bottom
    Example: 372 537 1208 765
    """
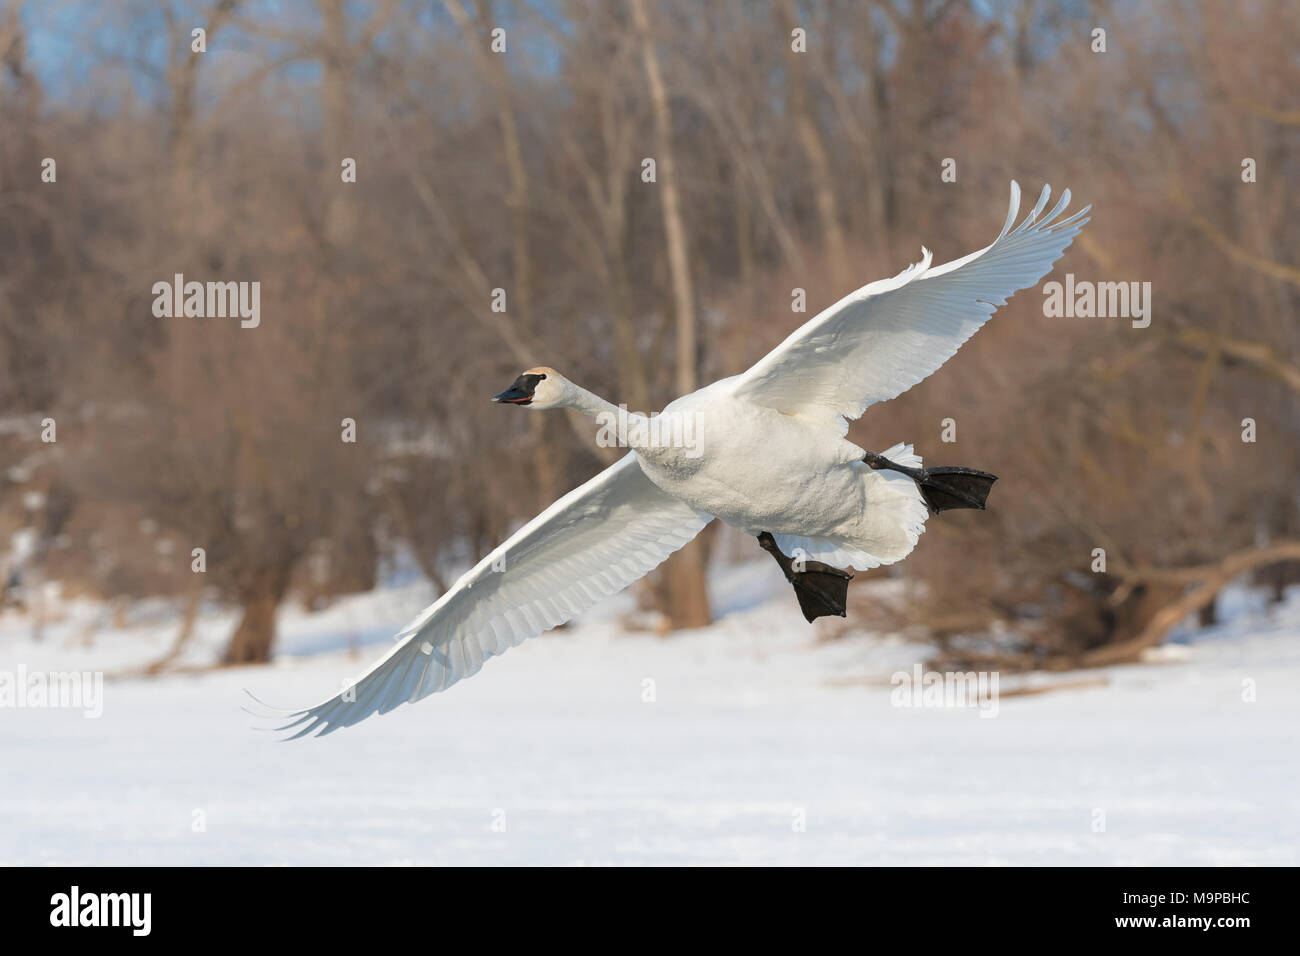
274 453 711 737
730 182 1089 424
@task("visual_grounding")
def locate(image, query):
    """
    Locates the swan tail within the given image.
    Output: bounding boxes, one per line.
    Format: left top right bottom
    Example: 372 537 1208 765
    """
769 445 930 573
852 448 931 565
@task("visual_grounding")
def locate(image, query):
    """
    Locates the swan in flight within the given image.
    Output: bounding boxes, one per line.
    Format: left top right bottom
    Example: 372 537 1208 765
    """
269 182 1088 737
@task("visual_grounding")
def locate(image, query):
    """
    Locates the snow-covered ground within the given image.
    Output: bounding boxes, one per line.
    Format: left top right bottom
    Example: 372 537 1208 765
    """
1 562 1297 865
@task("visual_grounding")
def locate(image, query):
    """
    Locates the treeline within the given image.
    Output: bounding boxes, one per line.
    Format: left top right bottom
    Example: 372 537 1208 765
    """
0 0 1296 667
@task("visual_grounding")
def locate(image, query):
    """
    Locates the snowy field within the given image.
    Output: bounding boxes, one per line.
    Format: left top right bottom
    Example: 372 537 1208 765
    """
2 562 1297 866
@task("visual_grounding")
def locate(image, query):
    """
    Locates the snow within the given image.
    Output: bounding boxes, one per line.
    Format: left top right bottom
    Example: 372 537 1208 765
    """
1 561 1297 865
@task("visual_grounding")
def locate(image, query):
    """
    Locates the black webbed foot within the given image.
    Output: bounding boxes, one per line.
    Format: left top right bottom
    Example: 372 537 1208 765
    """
909 466 998 512
757 532 853 623
862 453 998 514
787 565 853 622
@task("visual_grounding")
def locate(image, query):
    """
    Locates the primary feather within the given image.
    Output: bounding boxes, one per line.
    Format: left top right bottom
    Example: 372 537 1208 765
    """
730 182 1090 428
272 454 709 737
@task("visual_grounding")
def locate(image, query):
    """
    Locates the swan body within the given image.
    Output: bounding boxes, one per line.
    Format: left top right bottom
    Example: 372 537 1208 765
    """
269 182 1089 736
637 383 924 569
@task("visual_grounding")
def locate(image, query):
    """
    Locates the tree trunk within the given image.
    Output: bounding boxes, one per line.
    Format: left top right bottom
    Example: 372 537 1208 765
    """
223 573 288 665
657 537 712 631
319 0 354 244
147 582 203 674
166 0 241 209
1081 542 1300 668
1197 594 1218 628
631 0 712 629
779 0 847 288
632 0 696 400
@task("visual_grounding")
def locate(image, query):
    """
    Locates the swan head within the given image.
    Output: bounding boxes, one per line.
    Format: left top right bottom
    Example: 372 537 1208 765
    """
492 366 566 409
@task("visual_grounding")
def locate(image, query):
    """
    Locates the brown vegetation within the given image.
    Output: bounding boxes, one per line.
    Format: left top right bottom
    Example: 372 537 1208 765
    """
0 0 1296 667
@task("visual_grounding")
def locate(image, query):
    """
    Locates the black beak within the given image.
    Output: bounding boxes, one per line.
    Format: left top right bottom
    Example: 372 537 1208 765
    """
492 385 532 405
492 373 541 405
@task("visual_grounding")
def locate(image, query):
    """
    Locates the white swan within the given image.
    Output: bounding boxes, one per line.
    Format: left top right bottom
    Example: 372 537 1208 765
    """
271 182 1088 736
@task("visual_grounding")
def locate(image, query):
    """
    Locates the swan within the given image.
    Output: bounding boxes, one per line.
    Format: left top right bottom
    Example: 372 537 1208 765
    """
268 182 1088 737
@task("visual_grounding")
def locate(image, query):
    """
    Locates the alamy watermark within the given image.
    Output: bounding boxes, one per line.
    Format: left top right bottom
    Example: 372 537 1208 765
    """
50 886 150 936
0 664 103 718
890 664 999 718
1042 274 1151 328
595 405 703 458
152 273 260 328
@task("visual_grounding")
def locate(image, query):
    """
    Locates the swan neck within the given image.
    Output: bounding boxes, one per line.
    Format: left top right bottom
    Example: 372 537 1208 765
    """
564 384 621 420
563 385 660 452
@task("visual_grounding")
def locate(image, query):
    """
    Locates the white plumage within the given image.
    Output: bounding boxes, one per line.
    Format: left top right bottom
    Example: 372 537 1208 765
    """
269 182 1088 736
732 181 1089 424
270 454 708 738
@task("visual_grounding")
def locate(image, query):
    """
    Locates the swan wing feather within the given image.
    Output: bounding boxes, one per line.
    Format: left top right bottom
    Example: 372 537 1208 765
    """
731 182 1089 424
274 453 711 737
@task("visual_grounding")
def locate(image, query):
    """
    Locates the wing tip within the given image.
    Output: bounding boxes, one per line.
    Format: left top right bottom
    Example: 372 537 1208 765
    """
1000 181 1090 240
242 685 343 740
1000 180 1021 237
242 687 297 716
